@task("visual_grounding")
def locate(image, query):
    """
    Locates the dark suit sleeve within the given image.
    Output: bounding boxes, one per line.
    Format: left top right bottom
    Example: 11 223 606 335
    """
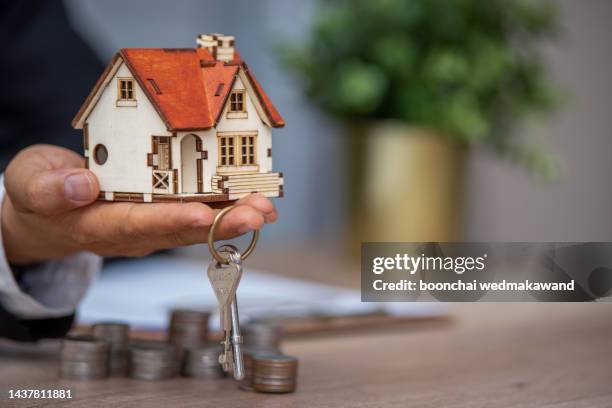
0 0 102 340
0 0 104 171
0 264 76 341
0 302 75 341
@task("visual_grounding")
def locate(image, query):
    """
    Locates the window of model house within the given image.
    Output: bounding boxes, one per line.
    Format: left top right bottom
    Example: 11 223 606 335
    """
93 144 108 165
118 79 135 100
219 134 257 167
229 90 245 112
219 136 235 166
240 135 256 165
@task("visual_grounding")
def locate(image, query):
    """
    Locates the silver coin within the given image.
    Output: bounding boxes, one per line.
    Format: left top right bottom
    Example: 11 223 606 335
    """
128 341 179 381
182 346 224 378
250 352 298 394
59 335 110 380
242 322 283 351
167 309 211 352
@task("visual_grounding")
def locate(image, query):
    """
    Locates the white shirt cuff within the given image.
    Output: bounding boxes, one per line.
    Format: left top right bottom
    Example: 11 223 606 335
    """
0 174 102 319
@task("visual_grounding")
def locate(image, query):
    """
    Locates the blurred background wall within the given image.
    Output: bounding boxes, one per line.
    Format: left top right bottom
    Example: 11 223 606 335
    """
464 0 612 241
64 0 612 244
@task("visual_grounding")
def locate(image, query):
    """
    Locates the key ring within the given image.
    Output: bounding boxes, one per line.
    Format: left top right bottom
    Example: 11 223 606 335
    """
207 205 259 264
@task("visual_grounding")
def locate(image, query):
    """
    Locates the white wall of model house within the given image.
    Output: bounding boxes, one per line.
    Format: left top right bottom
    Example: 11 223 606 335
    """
86 60 170 195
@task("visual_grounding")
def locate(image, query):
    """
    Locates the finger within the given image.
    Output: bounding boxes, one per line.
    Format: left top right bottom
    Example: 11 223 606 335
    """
209 193 278 223
154 204 266 248
70 201 215 244
19 168 99 215
68 198 269 253
143 205 265 250
210 204 266 240
5 145 98 215
234 193 278 224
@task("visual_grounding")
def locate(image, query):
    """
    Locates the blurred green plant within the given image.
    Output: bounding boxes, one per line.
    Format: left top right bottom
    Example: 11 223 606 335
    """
280 0 563 178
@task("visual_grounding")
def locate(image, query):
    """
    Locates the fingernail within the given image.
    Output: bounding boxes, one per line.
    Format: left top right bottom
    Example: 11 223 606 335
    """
64 173 93 202
237 225 254 235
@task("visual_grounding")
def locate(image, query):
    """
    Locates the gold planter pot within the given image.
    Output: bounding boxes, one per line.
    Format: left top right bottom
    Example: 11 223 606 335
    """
347 122 466 249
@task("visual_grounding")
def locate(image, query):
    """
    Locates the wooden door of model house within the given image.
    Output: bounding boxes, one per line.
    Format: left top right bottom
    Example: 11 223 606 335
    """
151 136 175 194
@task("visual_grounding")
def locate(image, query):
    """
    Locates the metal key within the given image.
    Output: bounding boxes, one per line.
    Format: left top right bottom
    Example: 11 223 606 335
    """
219 305 233 372
207 245 242 374
212 245 245 379
207 205 259 382
224 248 245 380
229 295 245 380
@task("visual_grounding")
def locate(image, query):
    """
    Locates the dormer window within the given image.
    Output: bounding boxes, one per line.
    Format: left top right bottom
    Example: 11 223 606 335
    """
227 89 247 118
118 79 135 100
117 78 137 107
229 90 245 112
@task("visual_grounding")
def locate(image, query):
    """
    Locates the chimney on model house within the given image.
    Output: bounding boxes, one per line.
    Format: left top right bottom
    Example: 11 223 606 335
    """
196 33 235 62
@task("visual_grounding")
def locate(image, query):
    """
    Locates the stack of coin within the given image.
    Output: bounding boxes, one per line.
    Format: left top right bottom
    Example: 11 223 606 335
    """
182 345 224 379
238 350 287 392
167 309 210 353
242 322 282 352
128 341 178 380
59 335 110 380
252 353 298 393
92 322 130 376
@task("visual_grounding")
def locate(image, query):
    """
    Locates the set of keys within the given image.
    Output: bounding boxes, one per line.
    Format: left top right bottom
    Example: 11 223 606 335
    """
206 206 259 381
207 244 245 380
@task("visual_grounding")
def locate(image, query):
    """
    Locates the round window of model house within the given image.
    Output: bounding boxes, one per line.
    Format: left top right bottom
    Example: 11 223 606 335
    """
93 144 108 165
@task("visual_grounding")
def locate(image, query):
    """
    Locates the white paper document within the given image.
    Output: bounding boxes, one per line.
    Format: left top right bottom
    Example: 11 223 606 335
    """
78 255 446 330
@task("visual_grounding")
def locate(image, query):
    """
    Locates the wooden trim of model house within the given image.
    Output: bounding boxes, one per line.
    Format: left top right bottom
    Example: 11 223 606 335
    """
149 135 173 170
83 123 89 150
173 169 178 194
150 135 175 194
196 159 203 193
157 136 172 170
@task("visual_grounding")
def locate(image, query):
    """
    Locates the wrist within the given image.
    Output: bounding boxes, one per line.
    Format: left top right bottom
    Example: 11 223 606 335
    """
1 196 75 264
2 196 35 264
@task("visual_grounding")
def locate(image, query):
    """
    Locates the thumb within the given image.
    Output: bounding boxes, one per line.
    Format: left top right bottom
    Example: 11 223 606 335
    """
4 145 100 215
20 168 99 215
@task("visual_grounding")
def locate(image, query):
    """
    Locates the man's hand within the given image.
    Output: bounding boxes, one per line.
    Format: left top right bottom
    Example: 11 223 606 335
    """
2 145 278 264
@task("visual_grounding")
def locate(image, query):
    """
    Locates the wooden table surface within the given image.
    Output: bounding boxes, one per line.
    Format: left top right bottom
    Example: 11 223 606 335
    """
1 302 611 407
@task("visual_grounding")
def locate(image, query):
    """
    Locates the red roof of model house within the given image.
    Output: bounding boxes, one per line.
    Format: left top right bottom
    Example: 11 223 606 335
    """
72 41 284 131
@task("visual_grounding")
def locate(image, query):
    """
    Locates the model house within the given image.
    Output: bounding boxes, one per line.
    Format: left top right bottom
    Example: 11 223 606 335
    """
72 34 284 203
